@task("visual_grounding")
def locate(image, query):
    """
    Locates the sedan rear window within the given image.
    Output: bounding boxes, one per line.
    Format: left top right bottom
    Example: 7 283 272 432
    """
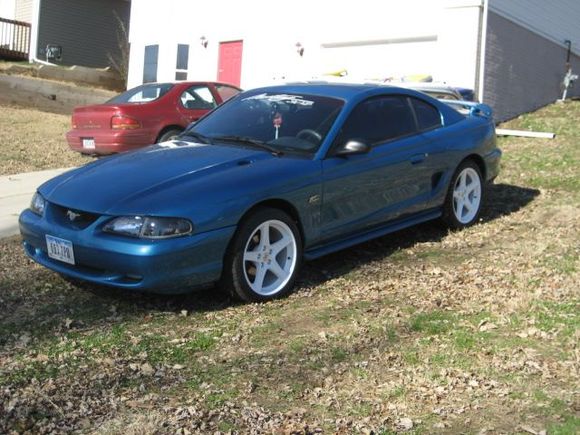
216 84 241 102
106 83 174 104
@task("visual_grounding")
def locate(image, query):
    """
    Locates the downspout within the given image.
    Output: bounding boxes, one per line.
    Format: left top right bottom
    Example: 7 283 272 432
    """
477 0 489 102
28 0 56 66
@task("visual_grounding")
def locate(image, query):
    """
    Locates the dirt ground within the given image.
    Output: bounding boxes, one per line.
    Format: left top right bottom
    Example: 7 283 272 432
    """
0 101 578 434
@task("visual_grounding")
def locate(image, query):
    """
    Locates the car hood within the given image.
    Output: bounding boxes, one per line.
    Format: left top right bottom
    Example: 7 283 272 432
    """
40 141 276 214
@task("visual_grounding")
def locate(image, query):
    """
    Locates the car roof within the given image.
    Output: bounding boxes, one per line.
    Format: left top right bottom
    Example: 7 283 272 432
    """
247 81 423 100
137 81 241 88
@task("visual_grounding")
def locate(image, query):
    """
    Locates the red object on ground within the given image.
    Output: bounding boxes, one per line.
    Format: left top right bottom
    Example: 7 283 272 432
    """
66 81 241 155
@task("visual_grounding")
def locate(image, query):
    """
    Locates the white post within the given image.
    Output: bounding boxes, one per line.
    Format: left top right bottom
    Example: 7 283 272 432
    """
28 0 41 63
477 0 489 103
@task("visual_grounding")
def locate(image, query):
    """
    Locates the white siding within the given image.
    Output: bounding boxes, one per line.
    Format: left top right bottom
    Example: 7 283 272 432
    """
0 0 16 19
127 0 484 90
489 0 580 56
15 0 32 22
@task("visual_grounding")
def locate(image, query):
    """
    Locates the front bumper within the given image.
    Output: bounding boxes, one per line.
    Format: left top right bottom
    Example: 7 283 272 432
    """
19 209 236 294
66 129 157 155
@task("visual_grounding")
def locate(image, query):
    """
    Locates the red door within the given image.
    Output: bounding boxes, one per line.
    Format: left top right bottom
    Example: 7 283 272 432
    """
217 40 243 87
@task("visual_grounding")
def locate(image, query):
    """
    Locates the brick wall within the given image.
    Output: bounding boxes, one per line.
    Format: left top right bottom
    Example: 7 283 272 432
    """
484 11 580 122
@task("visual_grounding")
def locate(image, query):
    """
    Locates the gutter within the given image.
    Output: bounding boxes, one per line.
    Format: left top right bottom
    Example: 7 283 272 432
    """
28 0 57 67
477 0 489 103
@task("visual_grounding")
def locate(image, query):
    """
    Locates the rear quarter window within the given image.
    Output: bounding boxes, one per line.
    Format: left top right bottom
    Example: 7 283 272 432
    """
107 83 174 104
411 98 442 131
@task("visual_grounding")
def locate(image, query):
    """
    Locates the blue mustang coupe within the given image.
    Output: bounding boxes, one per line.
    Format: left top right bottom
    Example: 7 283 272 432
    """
20 83 501 302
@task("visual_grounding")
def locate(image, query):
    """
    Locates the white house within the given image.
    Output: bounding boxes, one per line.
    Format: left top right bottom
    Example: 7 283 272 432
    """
127 0 580 121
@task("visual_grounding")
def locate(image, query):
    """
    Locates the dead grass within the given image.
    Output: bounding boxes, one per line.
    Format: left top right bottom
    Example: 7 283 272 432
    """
0 105 92 176
0 101 579 433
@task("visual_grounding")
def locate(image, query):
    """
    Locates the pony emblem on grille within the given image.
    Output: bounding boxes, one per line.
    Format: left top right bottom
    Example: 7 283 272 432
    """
66 210 82 221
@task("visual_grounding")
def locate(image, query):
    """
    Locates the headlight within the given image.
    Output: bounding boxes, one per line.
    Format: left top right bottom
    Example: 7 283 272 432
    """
30 192 46 216
103 216 193 239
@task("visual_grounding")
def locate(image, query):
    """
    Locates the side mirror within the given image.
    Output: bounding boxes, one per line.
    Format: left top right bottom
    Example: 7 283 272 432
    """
334 139 371 157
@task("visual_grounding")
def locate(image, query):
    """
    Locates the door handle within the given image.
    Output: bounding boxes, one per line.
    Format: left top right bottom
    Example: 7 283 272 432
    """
410 153 428 165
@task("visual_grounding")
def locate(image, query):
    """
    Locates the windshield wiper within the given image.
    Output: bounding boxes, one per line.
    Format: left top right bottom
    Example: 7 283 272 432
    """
178 131 213 144
212 135 283 156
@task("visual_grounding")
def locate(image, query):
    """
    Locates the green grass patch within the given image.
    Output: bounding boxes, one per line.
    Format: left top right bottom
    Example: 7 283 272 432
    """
548 415 580 435
542 248 579 275
531 301 579 337
382 385 406 400
409 311 456 335
330 346 348 363
205 390 239 408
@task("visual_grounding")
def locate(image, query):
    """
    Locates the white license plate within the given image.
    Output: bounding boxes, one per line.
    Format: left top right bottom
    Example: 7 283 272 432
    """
82 138 96 149
46 235 75 265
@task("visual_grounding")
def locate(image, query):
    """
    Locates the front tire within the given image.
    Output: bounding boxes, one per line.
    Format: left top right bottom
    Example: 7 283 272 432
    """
441 160 484 229
221 208 302 302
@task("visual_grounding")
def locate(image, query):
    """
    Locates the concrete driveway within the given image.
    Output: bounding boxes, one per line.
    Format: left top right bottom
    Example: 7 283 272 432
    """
0 168 72 238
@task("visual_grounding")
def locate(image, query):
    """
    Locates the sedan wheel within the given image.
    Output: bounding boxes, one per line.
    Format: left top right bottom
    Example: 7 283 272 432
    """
157 129 182 143
442 161 484 229
222 208 302 302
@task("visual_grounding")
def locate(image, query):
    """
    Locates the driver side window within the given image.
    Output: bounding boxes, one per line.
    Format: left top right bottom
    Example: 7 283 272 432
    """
335 96 417 147
180 85 217 110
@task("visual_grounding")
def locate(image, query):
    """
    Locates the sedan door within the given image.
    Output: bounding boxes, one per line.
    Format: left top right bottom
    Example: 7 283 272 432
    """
320 95 438 242
177 84 218 124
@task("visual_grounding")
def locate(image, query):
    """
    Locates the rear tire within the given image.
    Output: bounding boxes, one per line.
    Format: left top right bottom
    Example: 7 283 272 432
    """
221 207 302 302
157 129 182 143
441 160 484 229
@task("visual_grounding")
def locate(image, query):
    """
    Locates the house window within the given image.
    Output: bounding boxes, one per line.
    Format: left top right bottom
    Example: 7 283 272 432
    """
175 44 189 81
143 45 159 83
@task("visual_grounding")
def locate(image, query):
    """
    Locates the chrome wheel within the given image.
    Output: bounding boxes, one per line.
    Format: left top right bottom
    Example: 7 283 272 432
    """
452 167 482 224
242 219 297 296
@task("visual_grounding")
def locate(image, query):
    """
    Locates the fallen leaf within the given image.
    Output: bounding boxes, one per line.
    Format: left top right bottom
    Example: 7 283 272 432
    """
140 363 155 376
397 417 413 431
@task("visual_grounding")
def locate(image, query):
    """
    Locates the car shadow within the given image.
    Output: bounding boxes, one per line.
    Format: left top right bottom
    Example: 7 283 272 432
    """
299 182 540 288
0 183 540 348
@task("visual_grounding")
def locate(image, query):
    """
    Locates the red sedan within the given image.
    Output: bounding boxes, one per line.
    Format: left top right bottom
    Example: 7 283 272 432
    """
66 81 241 155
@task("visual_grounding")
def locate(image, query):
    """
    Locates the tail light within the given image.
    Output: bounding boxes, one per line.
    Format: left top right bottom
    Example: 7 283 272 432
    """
111 115 141 130
71 115 78 129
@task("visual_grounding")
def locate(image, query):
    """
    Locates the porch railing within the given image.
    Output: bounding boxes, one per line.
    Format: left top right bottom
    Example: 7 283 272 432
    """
0 17 31 61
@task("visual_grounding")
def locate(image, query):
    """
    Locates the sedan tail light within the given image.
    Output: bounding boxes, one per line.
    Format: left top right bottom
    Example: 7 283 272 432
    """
111 115 141 130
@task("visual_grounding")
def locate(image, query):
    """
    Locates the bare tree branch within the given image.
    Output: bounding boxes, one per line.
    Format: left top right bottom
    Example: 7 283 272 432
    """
107 11 130 87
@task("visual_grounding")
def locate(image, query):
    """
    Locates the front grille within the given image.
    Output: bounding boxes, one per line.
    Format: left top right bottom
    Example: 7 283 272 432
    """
50 203 101 230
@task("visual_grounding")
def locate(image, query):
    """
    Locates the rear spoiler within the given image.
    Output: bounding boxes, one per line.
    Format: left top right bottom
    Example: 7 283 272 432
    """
438 99 493 119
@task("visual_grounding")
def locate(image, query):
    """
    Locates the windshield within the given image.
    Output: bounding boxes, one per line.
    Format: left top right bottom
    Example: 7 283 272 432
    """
188 91 344 154
107 83 174 104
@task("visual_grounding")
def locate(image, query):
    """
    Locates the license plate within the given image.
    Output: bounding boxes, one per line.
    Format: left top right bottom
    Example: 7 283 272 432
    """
46 235 75 265
82 138 95 149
